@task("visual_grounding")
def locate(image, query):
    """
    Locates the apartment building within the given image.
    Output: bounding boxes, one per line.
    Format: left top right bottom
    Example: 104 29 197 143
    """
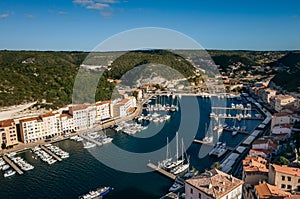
269 164 300 192
19 117 44 143
0 119 18 148
270 94 296 112
242 156 269 185
59 114 74 135
95 101 111 121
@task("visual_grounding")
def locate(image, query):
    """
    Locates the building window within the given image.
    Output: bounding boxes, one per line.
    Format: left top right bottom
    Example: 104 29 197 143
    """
298 179 300 183
281 184 286 189
190 188 193 194
282 176 285 181
198 193 201 199
287 185 292 189
287 177 291 181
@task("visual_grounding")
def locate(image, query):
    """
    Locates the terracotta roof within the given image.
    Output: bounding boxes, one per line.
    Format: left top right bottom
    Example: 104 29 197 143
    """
276 94 295 100
60 114 72 118
255 182 290 199
0 119 15 127
41 111 58 118
69 104 89 111
20 117 40 123
253 138 272 145
243 156 268 173
186 169 243 199
119 98 130 105
95 101 111 106
271 164 300 177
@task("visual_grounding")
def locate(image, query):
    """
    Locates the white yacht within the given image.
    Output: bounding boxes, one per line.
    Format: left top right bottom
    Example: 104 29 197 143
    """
4 170 16 177
83 142 96 149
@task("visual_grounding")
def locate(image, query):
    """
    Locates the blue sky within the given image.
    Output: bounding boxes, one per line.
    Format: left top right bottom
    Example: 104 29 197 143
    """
0 0 300 51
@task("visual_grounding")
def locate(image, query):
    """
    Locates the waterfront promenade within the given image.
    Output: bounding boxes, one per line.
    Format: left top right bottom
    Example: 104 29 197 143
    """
0 95 150 156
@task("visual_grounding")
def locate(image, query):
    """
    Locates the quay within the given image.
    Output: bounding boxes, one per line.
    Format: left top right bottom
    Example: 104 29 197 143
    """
193 139 234 151
193 139 214 146
222 128 251 135
147 162 176 180
79 134 103 146
3 155 23 175
212 106 253 111
211 115 263 120
40 145 62 162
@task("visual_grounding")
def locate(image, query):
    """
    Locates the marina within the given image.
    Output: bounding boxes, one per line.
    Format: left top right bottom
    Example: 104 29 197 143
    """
0 95 268 199
2 155 23 175
40 145 62 162
147 163 176 180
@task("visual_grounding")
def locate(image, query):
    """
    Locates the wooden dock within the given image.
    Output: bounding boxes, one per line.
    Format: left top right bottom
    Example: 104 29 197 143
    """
223 128 250 135
79 134 103 146
40 145 62 162
3 155 23 175
147 163 176 180
212 107 253 111
193 139 214 146
210 115 263 120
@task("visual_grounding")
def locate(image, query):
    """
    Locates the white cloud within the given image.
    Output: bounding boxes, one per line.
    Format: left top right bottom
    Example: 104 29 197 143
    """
86 3 109 10
0 13 9 19
73 0 120 16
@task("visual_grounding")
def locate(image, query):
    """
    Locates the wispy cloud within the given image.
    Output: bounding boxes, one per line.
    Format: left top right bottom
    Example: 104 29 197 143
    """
0 13 9 19
73 0 119 17
25 14 34 19
58 11 68 15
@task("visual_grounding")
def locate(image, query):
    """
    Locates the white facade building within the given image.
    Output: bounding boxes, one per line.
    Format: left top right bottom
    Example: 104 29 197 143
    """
20 117 45 143
59 114 74 134
95 101 111 121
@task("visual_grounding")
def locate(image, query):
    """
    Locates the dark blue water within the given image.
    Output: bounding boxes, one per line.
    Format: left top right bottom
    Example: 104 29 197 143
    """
0 97 260 199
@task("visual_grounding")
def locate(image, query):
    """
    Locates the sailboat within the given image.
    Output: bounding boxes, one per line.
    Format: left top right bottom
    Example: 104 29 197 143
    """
164 132 184 170
159 137 172 168
202 123 213 144
232 117 239 136
172 139 189 175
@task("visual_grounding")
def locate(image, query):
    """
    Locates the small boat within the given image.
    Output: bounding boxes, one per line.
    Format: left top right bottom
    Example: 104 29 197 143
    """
202 136 213 144
2 164 10 171
4 170 16 177
83 142 96 149
232 131 238 136
169 183 182 192
79 186 110 199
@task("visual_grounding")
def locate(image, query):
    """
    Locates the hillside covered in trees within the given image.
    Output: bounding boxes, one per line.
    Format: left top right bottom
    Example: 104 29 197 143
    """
0 50 196 109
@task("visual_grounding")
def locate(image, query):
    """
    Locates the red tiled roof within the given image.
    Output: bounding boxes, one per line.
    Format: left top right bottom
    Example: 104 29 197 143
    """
186 169 243 199
255 182 290 199
271 164 300 177
20 117 40 123
0 119 14 127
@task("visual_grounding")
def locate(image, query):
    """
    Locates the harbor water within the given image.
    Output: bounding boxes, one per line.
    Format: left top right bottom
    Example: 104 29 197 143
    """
0 96 261 199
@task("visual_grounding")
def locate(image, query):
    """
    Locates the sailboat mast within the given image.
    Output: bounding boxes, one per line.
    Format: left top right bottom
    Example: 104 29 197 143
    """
166 137 169 160
181 138 184 165
176 132 178 160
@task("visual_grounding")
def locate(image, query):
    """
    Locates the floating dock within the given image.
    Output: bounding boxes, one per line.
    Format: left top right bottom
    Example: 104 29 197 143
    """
212 107 253 111
211 115 263 120
223 128 250 135
193 139 214 146
40 145 62 162
79 134 103 146
3 155 23 175
147 163 176 180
